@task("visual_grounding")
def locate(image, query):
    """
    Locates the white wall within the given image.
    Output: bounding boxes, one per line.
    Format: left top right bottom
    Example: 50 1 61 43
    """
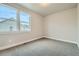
77 4 79 46
0 10 43 49
44 8 77 43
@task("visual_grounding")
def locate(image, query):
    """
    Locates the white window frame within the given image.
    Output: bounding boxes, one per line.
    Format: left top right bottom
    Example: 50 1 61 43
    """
0 4 31 34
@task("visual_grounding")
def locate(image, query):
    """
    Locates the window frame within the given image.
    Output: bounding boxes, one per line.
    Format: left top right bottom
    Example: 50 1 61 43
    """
0 4 31 34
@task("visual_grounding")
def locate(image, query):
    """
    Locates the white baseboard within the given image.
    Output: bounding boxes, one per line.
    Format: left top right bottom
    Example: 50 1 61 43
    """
76 43 79 48
0 36 42 51
45 37 77 45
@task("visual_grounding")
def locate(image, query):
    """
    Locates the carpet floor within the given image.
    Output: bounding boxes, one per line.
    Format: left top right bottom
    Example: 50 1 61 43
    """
0 38 79 56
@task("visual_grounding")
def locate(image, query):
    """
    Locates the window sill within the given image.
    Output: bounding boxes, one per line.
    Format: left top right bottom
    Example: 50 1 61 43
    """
0 31 31 35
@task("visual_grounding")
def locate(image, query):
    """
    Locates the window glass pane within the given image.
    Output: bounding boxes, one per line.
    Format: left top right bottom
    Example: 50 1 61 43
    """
0 4 17 32
20 12 30 31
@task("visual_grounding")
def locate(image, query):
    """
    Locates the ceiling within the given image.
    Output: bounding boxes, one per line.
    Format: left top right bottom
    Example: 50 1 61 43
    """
20 3 77 16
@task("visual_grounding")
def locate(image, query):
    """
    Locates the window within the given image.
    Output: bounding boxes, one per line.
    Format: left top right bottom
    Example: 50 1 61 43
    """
0 4 30 32
20 12 30 31
0 5 17 32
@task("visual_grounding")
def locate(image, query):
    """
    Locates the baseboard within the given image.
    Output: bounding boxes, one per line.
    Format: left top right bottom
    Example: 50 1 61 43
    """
45 37 78 46
0 37 43 51
76 43 79 48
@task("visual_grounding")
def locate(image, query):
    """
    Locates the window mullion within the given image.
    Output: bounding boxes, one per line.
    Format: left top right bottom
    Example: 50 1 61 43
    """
17 10 20 31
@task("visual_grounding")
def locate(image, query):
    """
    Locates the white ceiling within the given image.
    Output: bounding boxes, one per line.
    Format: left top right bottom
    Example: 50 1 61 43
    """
20 3 77 16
